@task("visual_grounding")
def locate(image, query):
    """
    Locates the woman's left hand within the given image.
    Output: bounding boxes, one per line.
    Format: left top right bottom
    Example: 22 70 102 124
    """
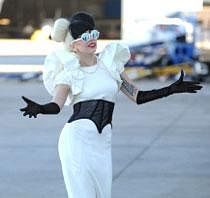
169 70 203 94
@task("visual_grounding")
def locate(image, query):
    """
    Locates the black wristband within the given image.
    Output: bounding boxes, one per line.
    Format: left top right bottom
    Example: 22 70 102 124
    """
40 102 60 114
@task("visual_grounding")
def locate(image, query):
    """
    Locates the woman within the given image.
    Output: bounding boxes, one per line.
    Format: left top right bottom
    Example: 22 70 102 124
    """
20 12 202 198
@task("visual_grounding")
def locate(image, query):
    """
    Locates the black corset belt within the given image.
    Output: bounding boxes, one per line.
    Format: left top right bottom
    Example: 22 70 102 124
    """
68 99 115 134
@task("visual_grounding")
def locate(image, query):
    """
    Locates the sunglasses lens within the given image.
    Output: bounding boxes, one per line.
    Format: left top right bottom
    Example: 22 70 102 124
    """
81 33 90 42
91 30 100 39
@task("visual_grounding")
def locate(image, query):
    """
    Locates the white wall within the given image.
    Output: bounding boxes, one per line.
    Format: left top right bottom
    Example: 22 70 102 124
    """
121 0 203 43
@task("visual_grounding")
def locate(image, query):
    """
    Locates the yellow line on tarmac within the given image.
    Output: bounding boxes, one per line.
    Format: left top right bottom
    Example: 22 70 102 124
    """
152 63 192 76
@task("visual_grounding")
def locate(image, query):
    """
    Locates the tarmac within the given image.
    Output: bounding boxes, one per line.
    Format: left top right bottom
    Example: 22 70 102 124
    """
0 78 210 198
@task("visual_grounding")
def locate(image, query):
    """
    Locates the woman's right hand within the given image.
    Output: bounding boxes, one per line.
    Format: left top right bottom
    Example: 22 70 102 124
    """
20 96 61 118
20 85 70 118
20 96 43 118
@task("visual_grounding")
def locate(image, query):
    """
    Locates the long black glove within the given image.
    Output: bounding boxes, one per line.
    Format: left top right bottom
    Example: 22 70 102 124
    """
136 70 203 105
20 96 60 118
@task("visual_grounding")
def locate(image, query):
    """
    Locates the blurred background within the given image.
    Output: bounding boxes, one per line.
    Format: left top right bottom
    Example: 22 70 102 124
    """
0 1 210 198
0 0 210 81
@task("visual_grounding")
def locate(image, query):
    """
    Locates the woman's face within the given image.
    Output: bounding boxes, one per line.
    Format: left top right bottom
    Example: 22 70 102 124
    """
72 38 97 54
71 30 99 55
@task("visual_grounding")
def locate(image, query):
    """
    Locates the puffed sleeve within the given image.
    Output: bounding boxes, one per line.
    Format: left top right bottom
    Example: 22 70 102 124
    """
99 42 130 86
43 51 73 105
111 42 131 74
43 52 67 95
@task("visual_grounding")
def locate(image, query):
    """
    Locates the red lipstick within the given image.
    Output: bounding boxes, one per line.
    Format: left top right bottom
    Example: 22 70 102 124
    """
87 42 96 48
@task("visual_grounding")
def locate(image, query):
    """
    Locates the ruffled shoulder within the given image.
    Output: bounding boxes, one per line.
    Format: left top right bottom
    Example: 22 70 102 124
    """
43 47 84 105
98 42 130 85
42 50 64 96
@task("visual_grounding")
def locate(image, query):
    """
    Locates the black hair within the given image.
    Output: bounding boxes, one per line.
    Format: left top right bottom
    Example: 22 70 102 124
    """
68 11 95 39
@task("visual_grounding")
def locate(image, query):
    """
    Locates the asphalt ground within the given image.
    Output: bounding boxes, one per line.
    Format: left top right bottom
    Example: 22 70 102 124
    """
0 78 210 198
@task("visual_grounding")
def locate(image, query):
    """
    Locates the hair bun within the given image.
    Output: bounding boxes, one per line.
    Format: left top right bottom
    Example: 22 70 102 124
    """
50 18 70 42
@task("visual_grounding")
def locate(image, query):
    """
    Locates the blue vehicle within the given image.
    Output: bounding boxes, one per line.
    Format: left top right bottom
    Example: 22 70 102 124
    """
125 15 209 80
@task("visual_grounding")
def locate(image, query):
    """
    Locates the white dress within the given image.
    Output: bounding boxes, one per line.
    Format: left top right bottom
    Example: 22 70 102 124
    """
43 42 130 198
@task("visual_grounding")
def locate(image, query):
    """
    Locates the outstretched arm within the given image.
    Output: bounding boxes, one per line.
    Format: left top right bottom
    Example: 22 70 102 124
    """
20 84 70 118
120 70 203 105
52 84 70 109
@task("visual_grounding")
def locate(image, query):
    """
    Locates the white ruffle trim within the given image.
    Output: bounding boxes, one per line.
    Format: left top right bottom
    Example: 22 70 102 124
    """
99 42 130 86
43 42 130 105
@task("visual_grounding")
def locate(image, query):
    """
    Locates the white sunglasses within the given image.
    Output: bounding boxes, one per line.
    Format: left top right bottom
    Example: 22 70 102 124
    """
73 30 100 43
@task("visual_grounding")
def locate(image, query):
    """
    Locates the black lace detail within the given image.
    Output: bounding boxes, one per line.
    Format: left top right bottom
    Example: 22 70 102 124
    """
68 99 115 134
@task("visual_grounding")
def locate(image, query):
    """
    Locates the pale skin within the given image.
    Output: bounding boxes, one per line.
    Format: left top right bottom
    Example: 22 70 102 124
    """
52 37 139 110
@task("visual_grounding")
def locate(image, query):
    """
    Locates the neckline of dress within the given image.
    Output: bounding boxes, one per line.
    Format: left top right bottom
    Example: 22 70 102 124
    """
79 55 98 68
80 63 98 68
79 63 99 74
